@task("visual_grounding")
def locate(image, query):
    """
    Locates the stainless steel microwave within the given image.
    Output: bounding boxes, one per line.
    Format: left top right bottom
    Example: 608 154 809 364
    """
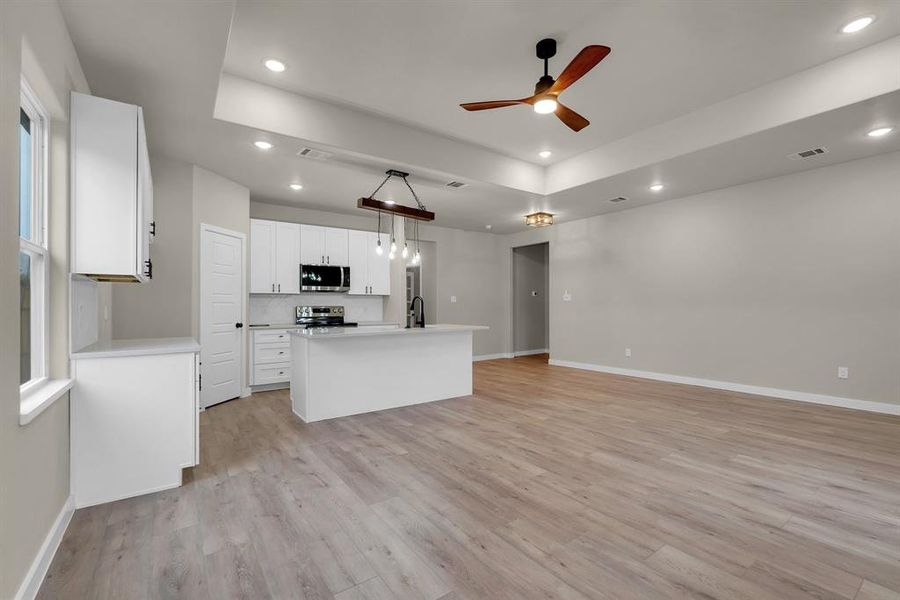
300 264 350 292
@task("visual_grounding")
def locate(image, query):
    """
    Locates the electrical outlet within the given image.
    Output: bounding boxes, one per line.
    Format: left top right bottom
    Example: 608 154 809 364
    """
837 366 849 380
450 295 457 303
563 290 572 302
625 348 632 358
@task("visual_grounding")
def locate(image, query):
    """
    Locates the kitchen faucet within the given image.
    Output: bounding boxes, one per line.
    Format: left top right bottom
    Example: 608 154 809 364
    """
408 296 426 328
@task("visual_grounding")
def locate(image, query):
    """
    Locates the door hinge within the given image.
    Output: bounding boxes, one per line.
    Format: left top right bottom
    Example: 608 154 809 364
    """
144 259 153 279
150 221 156 237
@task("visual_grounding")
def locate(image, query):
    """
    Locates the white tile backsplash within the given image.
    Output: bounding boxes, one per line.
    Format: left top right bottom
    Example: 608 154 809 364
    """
249 293 384 325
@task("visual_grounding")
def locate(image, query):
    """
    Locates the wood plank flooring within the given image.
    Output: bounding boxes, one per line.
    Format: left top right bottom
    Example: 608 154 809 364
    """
39 355 900 599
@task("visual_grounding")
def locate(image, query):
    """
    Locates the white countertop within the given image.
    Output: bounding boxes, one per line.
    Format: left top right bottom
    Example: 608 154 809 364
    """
71 337 201 359
292 324 488 339
249 321 400 330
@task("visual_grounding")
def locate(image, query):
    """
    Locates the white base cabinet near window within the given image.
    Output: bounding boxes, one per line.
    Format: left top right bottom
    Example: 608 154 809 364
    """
71 351 199 509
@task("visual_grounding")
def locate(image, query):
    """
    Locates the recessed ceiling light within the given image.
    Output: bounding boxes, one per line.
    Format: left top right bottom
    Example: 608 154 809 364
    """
263 58 286 72
649 183 664 192
485 224 492 230
538 150 552 159
867 126 894 138
841 16 875 33
254 140 273 150
289 183 303 191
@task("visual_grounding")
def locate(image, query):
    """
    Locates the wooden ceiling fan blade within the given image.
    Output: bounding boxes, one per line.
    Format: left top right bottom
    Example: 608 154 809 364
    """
555 103 589 132
460 99 528 111
550 45 611 94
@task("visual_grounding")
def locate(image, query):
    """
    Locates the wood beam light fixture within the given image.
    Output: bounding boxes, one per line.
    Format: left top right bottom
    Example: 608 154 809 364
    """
361 170 432 260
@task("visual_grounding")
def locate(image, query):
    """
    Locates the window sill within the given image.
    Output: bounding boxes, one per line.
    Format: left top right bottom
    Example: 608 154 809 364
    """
20 378 73 426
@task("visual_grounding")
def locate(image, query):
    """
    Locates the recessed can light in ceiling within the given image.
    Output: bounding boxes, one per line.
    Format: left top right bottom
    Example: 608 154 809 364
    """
538 150 552 159
289 183 303 191
254 140 273 150
649 183 664 192
485 224 492 230
867 126 894 138
841 16 875 33
263 58 286 72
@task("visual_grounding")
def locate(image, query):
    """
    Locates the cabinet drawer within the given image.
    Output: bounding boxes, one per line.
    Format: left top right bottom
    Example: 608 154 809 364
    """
255 344 291 364
254 329 292 344
254 363 290 385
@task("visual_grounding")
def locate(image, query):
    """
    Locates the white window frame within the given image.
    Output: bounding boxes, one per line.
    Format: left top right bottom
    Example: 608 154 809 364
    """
19 78 50 395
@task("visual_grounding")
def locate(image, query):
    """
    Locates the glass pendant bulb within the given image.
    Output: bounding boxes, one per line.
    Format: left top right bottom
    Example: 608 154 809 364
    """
388 250 395 261
402 242 409 259
414 251 421 264
375 238 383 255
390 238 397 253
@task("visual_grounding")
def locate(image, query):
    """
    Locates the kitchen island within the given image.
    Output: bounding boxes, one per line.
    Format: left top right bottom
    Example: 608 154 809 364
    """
290 324 487 422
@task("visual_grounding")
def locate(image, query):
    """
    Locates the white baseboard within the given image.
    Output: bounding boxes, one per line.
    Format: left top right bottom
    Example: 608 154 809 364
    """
514 348 549 357
473 353 513 362
16 494 75 600
548 359 900 416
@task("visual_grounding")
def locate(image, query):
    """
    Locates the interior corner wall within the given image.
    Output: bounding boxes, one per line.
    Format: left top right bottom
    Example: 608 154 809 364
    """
112 155 193 339
503 151 900 406
0 1 91 597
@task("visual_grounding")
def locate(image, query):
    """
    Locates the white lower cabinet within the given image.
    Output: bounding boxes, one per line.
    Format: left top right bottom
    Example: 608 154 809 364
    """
251 328 293 385
71 351 199 508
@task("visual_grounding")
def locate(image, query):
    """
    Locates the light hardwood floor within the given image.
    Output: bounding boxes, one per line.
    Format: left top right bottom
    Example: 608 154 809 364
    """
40 355 900 599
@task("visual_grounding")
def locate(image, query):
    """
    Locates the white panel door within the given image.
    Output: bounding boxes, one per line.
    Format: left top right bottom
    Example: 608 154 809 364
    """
324 227 349 265
275 222 301 293
250 219 276 293
300 224 325 264
200 227 243 408
367 231 391 295
347 229 369 295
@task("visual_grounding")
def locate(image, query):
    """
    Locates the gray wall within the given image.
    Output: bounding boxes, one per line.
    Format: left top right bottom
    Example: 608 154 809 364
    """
504 151 900 405
513 243 548 353
112 156 193 338
0 2 91 596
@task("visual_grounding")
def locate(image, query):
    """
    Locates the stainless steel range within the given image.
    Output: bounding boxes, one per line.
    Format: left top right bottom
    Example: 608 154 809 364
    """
295 305 357 329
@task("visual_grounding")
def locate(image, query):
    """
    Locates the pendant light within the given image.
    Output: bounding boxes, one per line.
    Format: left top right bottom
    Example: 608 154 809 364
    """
402 217 410 259
359 169 434 258
375 209 384 255
389 213 397 260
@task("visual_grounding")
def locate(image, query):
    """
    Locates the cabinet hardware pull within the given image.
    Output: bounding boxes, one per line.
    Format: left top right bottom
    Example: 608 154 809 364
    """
278 351 284 354
278 283 281 292
271 283 274 292
321 255 324 264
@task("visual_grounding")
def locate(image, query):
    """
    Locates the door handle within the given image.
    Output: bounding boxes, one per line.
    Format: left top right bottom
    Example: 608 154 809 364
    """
235 322 243 328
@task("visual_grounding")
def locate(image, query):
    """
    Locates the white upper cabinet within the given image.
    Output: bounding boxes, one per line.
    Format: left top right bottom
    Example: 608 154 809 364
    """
250 219 276 293
250 219 300 294
300 225 349 265
71 92 153 282
324 227 349 266
275 222 301 294
348 230 391 295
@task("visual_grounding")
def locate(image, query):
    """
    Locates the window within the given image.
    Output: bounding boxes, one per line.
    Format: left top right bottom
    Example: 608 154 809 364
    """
19 81 48 390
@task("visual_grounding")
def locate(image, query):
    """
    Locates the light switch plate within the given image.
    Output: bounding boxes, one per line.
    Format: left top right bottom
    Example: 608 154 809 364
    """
625 348 632 358
563 290 572 302
450 295 457 303
838 366 849 379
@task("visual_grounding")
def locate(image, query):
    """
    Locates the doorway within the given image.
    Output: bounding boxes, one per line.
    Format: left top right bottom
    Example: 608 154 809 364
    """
200 225 245 408
512 242 549 358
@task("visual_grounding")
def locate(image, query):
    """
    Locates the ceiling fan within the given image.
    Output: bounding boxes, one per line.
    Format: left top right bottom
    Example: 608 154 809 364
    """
460 38 610 132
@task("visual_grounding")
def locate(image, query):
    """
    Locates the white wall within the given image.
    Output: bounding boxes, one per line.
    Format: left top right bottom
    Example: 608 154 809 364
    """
505 151 900 406
0 1 91 597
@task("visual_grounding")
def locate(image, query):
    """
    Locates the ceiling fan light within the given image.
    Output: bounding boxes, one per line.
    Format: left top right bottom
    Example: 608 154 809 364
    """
533 98 558 114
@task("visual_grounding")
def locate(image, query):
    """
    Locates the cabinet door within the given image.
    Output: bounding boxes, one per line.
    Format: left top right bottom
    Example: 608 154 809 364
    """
275 222 301 293
367 231 391 295
136 108 152 281
250 219 276 293
347 229 369 295
324 227 349 266
300 224 325 264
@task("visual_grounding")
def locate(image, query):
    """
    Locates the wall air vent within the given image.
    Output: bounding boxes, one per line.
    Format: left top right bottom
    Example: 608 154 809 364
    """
445 180 467 189
609 196 628 203
297 147 333 160
789 147 828 160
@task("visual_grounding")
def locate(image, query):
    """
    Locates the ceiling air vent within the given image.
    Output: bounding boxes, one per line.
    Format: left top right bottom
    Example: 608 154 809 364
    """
609 196 628 203
789 147 828 160
297 147 333 160
445 180 467 189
